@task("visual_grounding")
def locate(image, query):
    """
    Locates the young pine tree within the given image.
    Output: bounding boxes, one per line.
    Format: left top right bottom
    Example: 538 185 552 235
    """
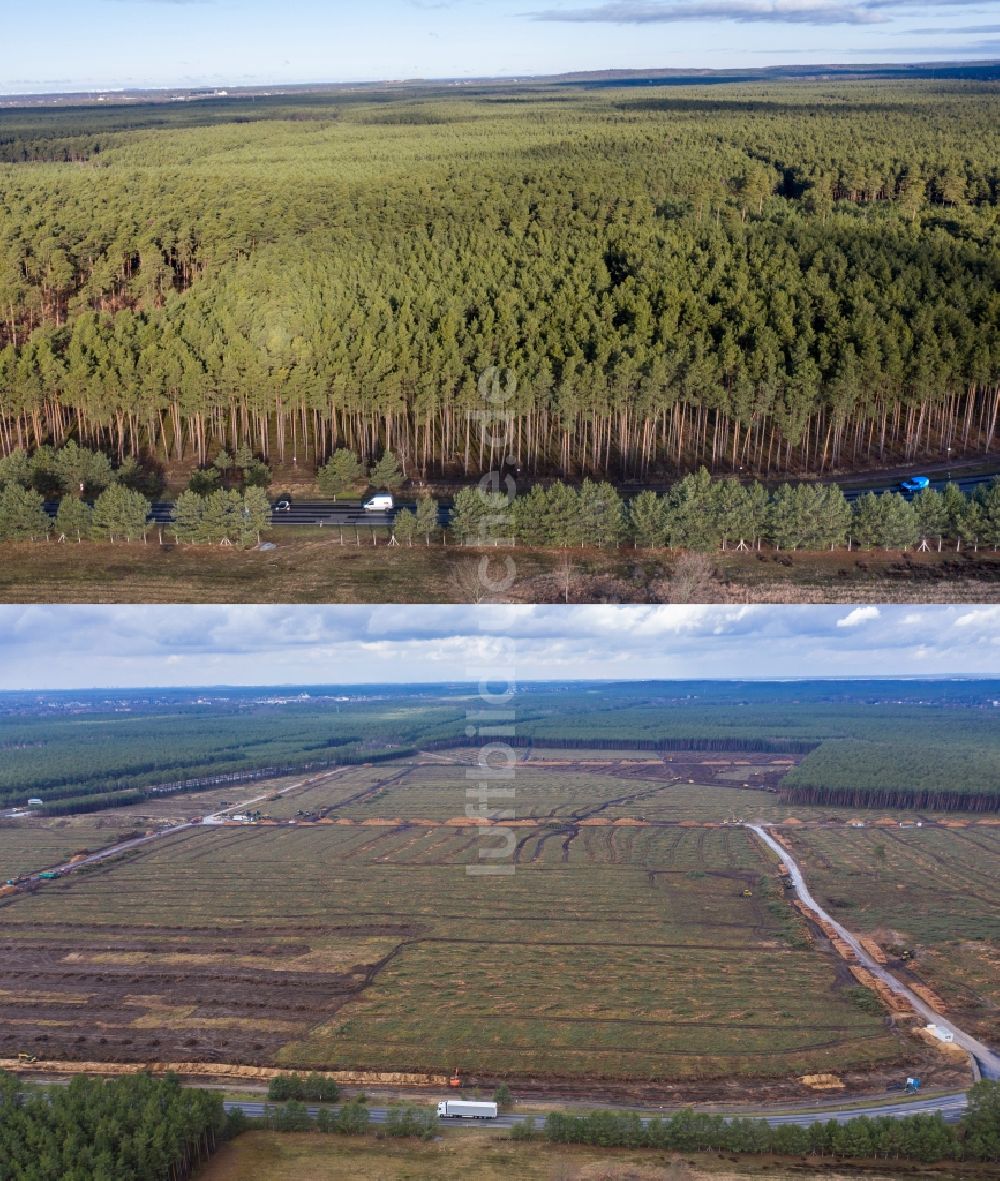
317 449 364 496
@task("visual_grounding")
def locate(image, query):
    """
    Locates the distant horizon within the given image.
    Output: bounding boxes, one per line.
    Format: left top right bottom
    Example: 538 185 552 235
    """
2 57 999 99
0 673 996 694
6 0 1000 98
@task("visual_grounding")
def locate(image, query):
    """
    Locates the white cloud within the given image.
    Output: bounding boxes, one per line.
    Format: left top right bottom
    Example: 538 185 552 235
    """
528 0 988 25
0 605 993 690
954 607 1000 630
836 606 881 628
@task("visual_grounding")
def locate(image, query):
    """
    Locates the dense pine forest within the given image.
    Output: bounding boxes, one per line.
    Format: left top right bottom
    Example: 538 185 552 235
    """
0 1072 229 1180
0 80 998 478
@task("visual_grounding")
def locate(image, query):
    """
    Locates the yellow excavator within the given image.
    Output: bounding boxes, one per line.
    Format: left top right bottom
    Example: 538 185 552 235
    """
17 1051 37 1064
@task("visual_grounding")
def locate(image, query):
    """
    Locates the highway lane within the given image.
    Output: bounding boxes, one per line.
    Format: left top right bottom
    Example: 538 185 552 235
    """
43 499 437 529
41 467 1000 532
838 472 996 503
221 1090 970 1129
185 471 1000 526
748 823 1000 1083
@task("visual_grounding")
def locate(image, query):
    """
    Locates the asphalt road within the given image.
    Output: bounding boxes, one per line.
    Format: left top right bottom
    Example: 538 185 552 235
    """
749 823 1000 1082
217 469 1000 526
837 471 997 503
42 466 1000 531
222 1091 970 1129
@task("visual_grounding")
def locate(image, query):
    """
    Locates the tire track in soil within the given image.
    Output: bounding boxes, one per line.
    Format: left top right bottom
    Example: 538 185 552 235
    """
401 832 483 866
512 831 536 864
367 1035 866 1059
695 828 707 862
2 913 770 932
319 766 417 819
428 1011 856 1032
560 827 580 862
880 829 999 909
341 829 407 861
945 828 1000 860
605 827 618 865
529 826 578 863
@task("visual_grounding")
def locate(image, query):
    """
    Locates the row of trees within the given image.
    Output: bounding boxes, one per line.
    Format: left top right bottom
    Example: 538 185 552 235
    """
535 1081 1000 1162
0 481 271 546
256 1098 374 1136
255 1098 435 1139
449 472 1000 552
0 483 151 543
2 467 999 551
172 488 271 546
318 448 403 496
0 84 997 477
266 1072 340 1102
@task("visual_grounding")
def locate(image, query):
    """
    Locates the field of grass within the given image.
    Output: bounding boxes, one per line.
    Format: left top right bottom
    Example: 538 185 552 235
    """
0 762 925 1091
257 765 425 820
194 1131 938 1181
785 826 1000 1044
1 537 998 605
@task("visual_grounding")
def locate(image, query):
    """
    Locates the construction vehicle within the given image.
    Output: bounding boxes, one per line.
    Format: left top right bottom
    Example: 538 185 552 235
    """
437 1100 498 1119
38 872 59 881
17 1052 37 1064
904 1077 922 1094
740 888 754 898
448 1070 462 1088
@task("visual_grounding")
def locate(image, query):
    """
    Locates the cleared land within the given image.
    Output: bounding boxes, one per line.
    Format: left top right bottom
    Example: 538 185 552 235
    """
193 1131 942 1181
1 538 998 605
784 826 1000 1047
0 819 143 882
0 757 967 1102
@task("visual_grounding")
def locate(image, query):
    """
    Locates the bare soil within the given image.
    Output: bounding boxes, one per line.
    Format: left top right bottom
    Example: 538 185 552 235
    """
0 538 998 604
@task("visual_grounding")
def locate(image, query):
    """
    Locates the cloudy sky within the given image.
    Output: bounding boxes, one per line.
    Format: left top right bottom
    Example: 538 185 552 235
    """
0 605 997 689
4 0 998 95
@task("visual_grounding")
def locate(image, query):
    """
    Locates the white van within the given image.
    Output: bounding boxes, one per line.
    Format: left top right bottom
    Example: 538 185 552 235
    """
364 494 395 512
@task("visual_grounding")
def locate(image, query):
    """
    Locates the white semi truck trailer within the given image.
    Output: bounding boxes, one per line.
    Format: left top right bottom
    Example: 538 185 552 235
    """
437 1100 498 1119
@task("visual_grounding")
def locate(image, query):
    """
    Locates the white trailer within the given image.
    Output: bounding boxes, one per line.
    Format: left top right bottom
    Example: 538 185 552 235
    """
437 1100 498 1119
